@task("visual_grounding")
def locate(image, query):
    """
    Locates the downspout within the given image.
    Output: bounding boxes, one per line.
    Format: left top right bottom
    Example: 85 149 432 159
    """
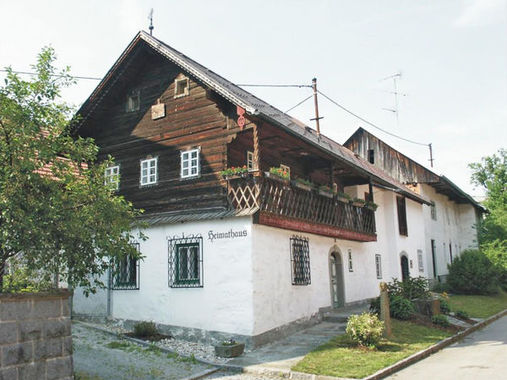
107 267 112 318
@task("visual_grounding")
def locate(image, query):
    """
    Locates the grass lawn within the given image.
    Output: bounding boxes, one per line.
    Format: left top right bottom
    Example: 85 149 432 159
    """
292 320 451 379
447 290 507 318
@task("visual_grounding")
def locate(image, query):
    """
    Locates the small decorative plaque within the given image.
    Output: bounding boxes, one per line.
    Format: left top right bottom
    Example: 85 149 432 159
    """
151 103 166 120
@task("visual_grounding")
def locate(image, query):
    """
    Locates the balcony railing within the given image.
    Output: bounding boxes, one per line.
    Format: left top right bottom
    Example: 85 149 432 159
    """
226 174 376 240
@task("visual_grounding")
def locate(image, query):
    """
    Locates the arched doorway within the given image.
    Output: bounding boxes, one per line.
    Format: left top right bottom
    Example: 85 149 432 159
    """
400 255 409 281
329 249 345 308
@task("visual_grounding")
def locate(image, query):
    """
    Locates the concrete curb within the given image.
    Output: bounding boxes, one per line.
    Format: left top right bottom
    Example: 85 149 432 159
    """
221 308 507 380
72 320 223 379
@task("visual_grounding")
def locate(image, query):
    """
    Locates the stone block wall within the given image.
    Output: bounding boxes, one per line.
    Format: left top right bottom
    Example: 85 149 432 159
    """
0 290 73 380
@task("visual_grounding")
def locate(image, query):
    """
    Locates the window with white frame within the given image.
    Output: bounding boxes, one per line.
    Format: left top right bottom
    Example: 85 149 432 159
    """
247 151 255 171
140 157 157 186
430 201 437 220
417 249 424 272
348 249 353 272
375 254 382 279
180 148 200 178
174 77 189 98
105 165 120 190
168 235 203 288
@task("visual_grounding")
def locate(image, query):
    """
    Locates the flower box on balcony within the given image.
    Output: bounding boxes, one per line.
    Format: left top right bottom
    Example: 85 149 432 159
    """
265 171 290 184
365 201 378 211
351 198 366 207
318 189 334 198
293 179 313 191
336 192 351 203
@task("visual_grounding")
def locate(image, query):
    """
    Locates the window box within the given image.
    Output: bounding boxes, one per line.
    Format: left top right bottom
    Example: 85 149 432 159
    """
365 201 378 211
293 179 313 191
265 171 290 184
351 198 366 207
214 341 245 358
336 192 351 203
318 186 334 198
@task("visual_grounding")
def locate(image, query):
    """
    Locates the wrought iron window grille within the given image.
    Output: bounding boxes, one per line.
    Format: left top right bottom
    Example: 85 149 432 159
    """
290 235 311 285
168 235 203 288
111 242 140 290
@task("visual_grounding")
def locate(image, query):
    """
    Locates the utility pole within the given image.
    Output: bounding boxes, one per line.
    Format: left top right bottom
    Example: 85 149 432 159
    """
310 78 323 136
148 9 154 35
429 143 434 168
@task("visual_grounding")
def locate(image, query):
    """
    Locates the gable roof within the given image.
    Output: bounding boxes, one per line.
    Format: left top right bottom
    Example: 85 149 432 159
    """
344 127 485 212
77 31 429 205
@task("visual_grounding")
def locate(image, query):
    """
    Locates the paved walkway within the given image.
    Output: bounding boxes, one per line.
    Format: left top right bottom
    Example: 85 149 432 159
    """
224 304 368 377
386 315 507 380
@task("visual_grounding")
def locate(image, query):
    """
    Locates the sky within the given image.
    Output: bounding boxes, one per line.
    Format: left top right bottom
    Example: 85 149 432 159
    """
1 0 506 197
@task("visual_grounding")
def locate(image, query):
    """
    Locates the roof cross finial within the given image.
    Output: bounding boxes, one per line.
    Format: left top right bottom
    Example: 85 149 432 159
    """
148 8 154 35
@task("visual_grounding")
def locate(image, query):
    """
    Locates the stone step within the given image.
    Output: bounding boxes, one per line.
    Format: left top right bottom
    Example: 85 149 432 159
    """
322 314 349 323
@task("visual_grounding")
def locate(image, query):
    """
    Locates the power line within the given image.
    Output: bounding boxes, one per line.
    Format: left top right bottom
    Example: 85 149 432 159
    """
236 83 311 88
317 89 429 147
285 94 313 113
0 69 101 81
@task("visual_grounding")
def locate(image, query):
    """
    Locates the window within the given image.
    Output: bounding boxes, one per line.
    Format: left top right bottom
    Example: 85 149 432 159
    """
430 201 437 220
126 89 140 112
367 149 375 164
290 236 310 285
180 148 200 178
280 164 291 179
105 165 120 190
247 151 255 171
348 249 353 272
140 157 157 186
431 239 437 278
112 243 140 290
174 77 189 98
417 249 424 272
396 196 408 236
375 254 382 279
168 235 203 288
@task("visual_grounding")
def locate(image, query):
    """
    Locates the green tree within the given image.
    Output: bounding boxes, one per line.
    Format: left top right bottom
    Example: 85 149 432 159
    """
0 47 144 293
469 149 506 243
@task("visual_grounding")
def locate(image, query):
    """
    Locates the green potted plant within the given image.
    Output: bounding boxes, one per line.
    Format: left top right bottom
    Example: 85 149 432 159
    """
365 201 378 211
266 167 290 182
214 339 245 358
220 166 248 179
318 185 333 198
293 177 313 191
336 191 351 203
351 197 366 207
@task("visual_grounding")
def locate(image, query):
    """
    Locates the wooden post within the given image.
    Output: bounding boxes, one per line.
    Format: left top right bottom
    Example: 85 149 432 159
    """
379 282 392 338
253 124 260 175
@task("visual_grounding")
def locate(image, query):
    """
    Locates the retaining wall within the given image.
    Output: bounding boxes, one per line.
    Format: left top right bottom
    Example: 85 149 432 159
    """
0 290 73 380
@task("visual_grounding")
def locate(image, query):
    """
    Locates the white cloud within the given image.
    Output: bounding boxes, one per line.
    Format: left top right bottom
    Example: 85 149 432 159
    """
454 0 506 27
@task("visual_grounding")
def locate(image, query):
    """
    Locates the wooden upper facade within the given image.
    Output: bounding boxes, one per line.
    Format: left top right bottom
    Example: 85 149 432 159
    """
76 32 429 242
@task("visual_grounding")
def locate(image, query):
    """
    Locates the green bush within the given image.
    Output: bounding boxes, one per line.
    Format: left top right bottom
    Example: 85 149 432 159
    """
447 249 499 295
482 240 507 291
439 298 451 314
431 314 450 327
369 297 380 315
455 310 469 319
390 296 415 320
346 313 384 348
431 282 451 293
133 321 158 338
1 259 53 293
387 277 430 300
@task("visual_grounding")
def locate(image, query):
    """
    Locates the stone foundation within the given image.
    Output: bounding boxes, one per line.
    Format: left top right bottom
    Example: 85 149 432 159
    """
0 290 73 380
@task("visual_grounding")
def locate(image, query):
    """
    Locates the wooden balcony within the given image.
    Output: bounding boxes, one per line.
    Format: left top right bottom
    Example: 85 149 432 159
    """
226 174 376 242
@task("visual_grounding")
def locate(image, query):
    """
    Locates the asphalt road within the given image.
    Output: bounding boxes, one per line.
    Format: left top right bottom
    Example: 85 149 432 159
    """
387 316 507 380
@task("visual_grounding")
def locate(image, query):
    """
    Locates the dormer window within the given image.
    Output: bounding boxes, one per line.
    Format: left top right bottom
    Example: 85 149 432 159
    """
140 157 157 186
174 77 189 98
126 89 140 112
181 148 200 178
104 165 120 190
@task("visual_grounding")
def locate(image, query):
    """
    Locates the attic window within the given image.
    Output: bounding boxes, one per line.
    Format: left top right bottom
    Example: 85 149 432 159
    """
126 89 140 112
367 149 375 164
174 77 189 98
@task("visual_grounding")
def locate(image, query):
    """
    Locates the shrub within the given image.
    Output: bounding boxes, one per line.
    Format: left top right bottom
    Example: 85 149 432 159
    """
482 240 507 291
455 310 469 319
431 282 451 293
431 314 450 327
346 313 384 348
133 321 158 338
447 250 499 295
369 297 380 315
390 296 415 320
387 277 430 300
439 298 451 314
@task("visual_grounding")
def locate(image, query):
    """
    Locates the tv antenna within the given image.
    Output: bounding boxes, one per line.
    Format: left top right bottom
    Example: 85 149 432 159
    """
148 9 154 35
380 72 407 127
